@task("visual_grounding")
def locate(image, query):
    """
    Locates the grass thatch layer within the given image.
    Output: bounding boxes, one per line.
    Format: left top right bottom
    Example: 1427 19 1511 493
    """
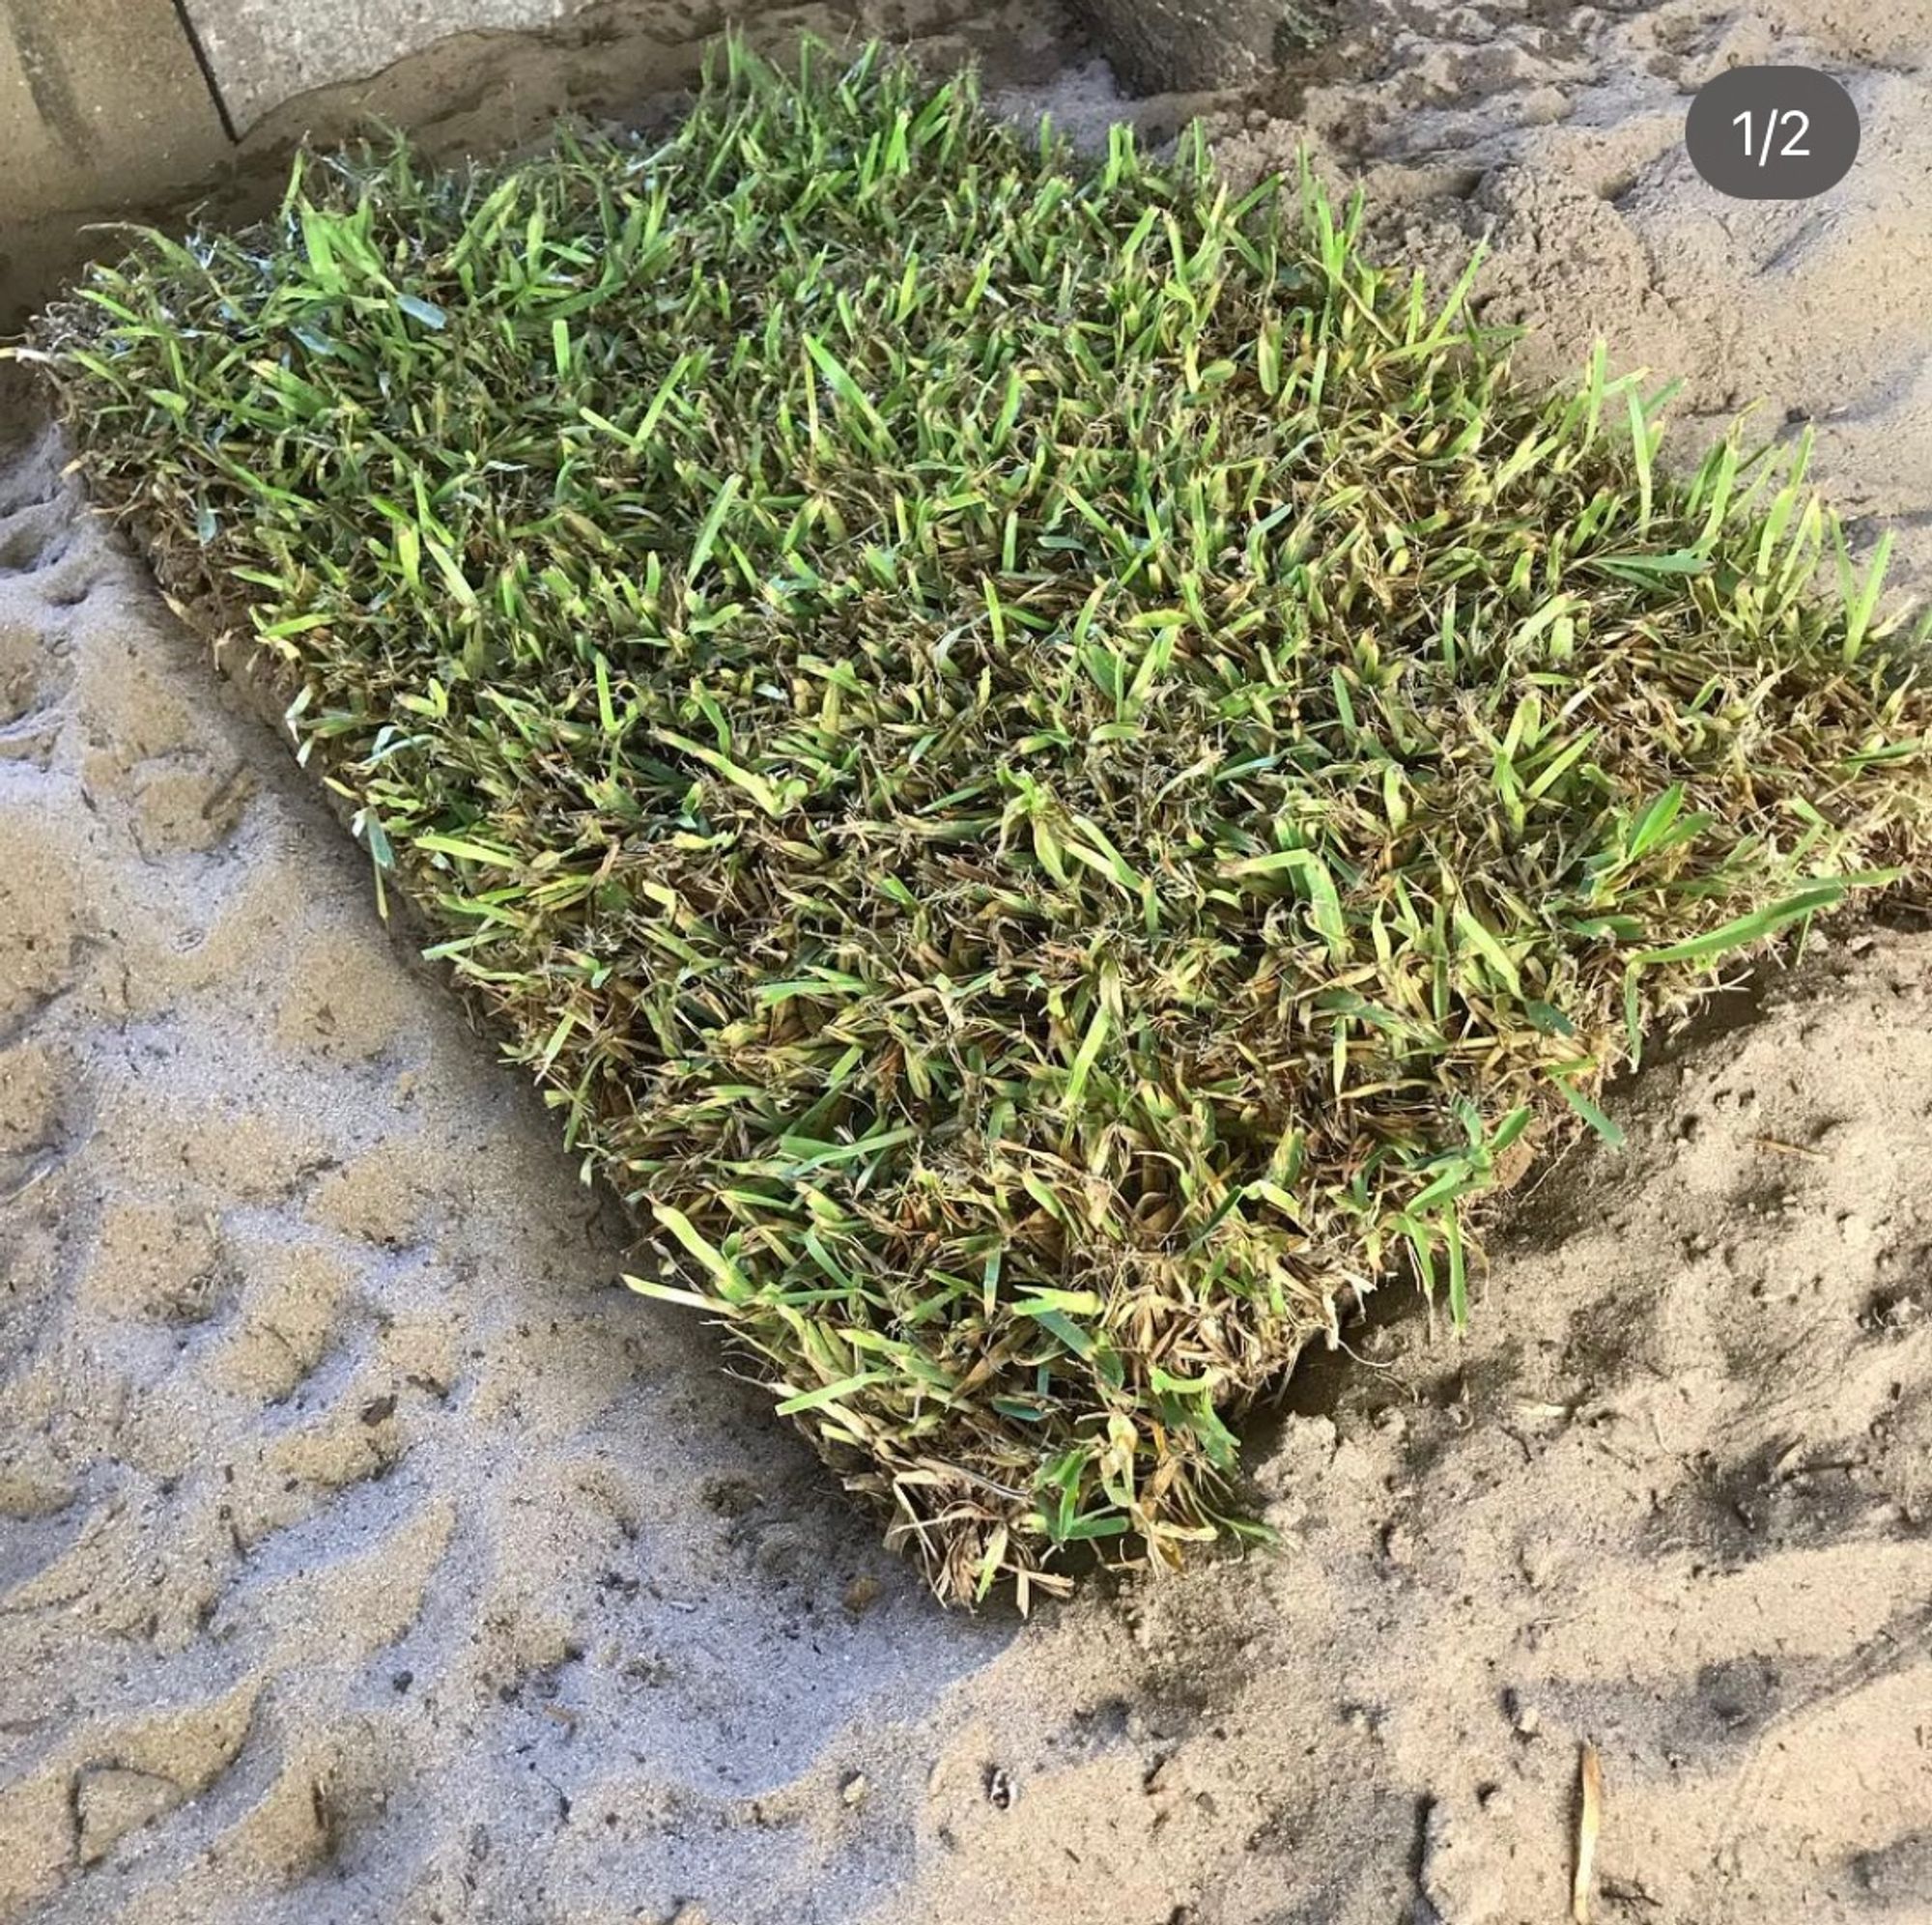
23 44 1932 1604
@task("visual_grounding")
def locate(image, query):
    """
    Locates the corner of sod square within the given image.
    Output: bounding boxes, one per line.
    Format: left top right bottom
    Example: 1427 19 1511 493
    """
22 37 1932 1607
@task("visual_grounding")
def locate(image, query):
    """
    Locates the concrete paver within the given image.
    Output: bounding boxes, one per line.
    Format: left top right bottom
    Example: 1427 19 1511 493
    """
179 0 594 133
1 0 226 218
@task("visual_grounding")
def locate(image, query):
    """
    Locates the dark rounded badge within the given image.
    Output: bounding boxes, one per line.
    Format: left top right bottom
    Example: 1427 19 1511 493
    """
1686 65 1860 200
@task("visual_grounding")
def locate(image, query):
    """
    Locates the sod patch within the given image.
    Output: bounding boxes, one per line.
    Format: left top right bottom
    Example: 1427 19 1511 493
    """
22 42 1932 1604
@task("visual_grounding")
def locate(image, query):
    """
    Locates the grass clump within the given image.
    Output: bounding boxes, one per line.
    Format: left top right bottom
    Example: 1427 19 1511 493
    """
23 42 1932 1605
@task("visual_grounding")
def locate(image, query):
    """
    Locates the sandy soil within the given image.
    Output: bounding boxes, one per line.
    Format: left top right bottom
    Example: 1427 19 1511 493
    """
4 1 1932 1920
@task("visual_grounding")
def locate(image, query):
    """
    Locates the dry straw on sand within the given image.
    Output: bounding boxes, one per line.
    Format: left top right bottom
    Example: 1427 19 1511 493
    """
20 42 1932 1604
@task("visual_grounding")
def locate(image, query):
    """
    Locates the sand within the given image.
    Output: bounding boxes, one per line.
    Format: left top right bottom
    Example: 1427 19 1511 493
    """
4 0 1932 1919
